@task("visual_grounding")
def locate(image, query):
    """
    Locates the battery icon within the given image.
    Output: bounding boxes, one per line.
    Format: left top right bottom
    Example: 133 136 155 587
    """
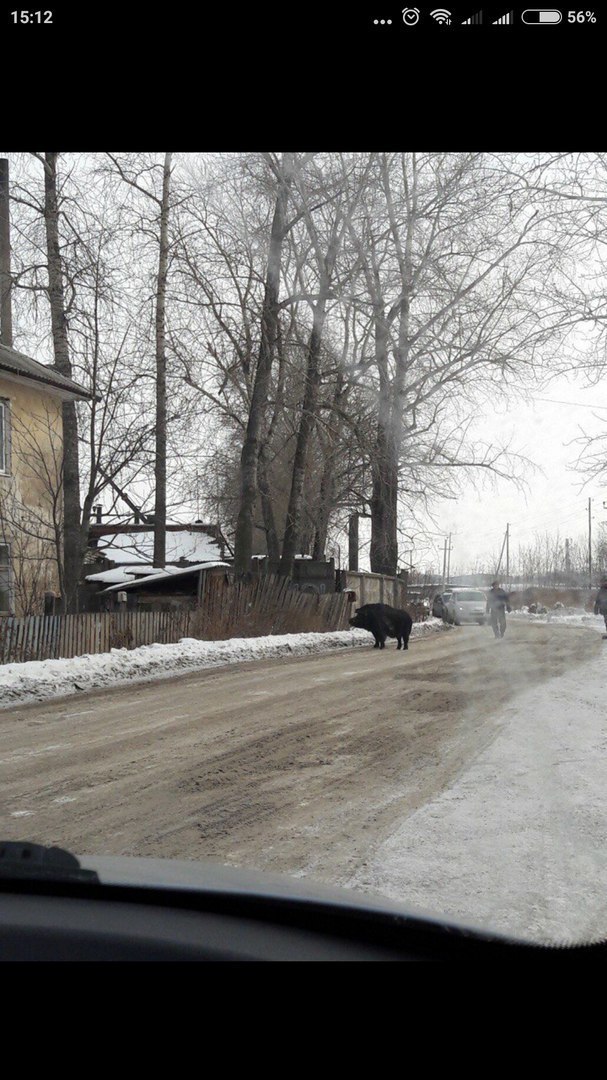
522 9 562 22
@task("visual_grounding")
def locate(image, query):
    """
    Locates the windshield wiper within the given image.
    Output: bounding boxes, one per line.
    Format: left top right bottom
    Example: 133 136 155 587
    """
0 842 99 884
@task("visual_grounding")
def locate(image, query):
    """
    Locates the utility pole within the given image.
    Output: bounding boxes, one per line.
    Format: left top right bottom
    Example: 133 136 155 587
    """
565 537 571 576
446 533 452 583
588 498 592 587
442 537 448 587
495 527 507 579
506 523 510 589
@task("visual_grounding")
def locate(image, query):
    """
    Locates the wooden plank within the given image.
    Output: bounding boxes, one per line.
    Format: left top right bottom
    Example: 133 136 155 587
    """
12 618 21 663
34 616 43 659
39 614 47 660
25 617 34 662
0 617 7 664
26 617 35 662
60 614 66 660
15 617 25 663
10 618 19 663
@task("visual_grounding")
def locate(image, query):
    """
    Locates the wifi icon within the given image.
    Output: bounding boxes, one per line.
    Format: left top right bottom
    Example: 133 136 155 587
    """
430 8 452 22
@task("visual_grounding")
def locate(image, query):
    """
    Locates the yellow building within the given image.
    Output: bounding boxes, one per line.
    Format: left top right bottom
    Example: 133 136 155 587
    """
0 343 91 616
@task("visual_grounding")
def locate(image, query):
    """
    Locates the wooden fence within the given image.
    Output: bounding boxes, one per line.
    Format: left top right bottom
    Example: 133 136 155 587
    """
0 574 354 665
343 570 408 609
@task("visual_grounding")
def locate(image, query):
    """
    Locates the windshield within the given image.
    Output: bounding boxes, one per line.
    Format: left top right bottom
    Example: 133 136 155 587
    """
2 145 607 951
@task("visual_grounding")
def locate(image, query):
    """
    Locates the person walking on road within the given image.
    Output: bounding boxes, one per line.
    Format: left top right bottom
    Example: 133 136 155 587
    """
486 580 511 639
593 578 607 633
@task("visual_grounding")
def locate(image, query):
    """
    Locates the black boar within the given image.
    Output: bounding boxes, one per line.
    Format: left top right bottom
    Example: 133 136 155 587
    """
349 603 413 651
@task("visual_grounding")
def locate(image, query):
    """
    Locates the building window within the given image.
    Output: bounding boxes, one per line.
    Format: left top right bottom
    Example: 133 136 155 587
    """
0 543 10 613
0 399 9 473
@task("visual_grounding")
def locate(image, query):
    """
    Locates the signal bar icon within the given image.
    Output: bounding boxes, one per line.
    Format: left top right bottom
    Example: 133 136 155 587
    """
493 10 513 22
462 10 483 23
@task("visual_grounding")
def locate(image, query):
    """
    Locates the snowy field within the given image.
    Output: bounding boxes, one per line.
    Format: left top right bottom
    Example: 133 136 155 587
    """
0 617 448 709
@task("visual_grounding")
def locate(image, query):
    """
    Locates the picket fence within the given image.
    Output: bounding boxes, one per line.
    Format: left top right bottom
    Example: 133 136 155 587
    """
0 574 354 665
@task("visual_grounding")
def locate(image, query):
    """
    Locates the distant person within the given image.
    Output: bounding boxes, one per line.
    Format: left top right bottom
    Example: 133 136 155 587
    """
486 580 511 639
593 578 607 632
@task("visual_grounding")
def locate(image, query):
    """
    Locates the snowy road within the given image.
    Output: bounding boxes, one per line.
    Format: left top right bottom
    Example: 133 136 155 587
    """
0 618 602 945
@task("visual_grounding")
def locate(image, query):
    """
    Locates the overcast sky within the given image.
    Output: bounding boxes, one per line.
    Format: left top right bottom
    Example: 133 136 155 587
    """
351 368 607 580
440 372 607 577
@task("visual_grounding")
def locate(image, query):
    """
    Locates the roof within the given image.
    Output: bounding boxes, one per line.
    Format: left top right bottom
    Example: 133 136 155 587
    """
0 342 92 400
85 565 188 585
85 568 139 585
91 527 224 566
102 561 230 592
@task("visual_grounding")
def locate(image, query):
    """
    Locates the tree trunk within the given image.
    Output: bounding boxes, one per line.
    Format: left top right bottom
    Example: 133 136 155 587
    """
370 422 399 575
43 152 83 613
369 311 398 576
312 372 347 561
233 154 293 575
372 298 409 577
153 152 172 569
312 464 334 561
279 305 327 577
257 443 280 569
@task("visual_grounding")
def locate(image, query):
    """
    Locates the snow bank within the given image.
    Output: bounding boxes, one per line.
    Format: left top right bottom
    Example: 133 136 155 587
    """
511 609 605 630
0 617 449 710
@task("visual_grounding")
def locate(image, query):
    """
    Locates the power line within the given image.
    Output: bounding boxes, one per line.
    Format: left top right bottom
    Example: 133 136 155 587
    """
533 396 607 412
441 500 593 548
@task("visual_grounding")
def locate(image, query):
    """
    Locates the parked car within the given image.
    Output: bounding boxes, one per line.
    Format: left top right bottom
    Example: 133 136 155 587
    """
442 589 487 626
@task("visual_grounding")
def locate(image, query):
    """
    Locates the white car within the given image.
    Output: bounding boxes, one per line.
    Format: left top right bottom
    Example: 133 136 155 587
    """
442 589 487 626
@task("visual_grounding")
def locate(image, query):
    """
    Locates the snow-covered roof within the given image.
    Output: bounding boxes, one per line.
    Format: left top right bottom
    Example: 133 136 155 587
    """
252 554 314 560
102 561 230 592
85 568 139 585
124 565 183 577
93 529 223 567
86 565 190 585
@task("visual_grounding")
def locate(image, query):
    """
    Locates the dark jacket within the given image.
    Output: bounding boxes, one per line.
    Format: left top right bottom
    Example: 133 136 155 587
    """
594 585 607 614
486 587 510 613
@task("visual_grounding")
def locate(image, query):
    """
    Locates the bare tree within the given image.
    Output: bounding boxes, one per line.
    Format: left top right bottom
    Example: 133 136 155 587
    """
40 152 83 610
105 152 174 568
232 153 295 573
342 152 571 574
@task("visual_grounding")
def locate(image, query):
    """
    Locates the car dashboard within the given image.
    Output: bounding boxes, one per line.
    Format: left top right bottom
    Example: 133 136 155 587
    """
0 843 599 960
